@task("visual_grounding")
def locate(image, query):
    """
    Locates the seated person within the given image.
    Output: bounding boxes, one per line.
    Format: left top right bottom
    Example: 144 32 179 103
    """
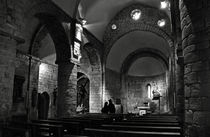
108 99 116 114
101 102 109 114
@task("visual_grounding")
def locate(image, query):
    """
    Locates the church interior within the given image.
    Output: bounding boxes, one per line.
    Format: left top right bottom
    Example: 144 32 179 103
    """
0 0 210 137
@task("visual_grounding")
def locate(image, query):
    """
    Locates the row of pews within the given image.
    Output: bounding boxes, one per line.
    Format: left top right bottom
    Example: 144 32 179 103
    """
0 114 183 137
83 114 183 137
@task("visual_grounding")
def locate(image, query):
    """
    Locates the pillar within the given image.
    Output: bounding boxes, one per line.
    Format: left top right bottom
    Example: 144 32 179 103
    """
57 62 77 117
180 0 210 136
176 51 184 121
0 33 16 120
89 68 103 113
0 0 25 120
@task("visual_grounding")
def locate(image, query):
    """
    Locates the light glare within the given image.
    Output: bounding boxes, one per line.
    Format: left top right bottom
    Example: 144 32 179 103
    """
131 9 141 21
160 1 170 9
158 19 166 27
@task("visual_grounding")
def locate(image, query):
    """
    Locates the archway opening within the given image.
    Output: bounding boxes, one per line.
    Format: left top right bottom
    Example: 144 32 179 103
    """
105 30 172 114
125 56 170 114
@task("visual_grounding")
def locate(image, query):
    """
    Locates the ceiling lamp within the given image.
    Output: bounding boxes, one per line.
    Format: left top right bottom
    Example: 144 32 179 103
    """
111 24 117 30
130 9 141 21
81 19 87 25
160 0 170 9
157 19 166 27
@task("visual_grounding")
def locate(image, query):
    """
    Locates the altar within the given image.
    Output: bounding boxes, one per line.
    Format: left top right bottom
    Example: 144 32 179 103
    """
137 106 150 116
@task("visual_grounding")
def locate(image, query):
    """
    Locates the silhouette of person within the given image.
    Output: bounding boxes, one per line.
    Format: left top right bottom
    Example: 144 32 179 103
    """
108 99 116 114
101 102 109 114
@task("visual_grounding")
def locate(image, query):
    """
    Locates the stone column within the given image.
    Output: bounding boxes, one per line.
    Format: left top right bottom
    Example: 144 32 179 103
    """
180 0 210 136
0 0 24 119
0 32 16 120
89 68 103 113
57 62 77 117
176 54 184 121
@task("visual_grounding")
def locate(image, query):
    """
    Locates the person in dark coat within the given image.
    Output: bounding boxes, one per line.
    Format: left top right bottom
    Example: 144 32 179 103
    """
101 102 109 114
108 99 116 114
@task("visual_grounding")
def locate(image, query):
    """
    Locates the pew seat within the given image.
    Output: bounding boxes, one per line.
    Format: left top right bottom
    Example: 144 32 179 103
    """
84 128 181 137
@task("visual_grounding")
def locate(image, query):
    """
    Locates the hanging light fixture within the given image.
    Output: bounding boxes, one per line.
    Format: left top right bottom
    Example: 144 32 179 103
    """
160 0 170 9
81 19 87 25
157 19 166 27
111 24 117 30
130 9 142 21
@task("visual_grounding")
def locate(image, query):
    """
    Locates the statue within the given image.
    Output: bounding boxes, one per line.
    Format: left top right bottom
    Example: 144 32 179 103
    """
152 88 161 100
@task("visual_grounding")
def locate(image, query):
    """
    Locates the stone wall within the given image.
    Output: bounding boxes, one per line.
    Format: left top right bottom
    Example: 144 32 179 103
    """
180 0 210 136
105 68 121 103
0 0 25 120
0 36 16 120
79 48 103 113
38 62 58 118
126 73 169 114
13 52 40 119
105 68 169 114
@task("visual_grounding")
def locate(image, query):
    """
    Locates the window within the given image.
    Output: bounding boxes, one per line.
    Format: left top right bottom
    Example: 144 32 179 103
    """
130 9 141 21
147 84 151 99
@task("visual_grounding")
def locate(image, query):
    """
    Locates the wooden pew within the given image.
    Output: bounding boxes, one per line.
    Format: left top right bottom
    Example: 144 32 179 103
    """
112 121 180 126
1 125 28 137
1 120 89 137
84 128 182 137
123 119 179 123
32 119 81 135
0 121 29 137
30 122 63 137
60 117 110 128
100 124 181 132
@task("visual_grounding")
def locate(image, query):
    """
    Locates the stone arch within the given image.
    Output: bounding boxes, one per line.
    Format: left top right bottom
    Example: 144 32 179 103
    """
25 0 71 22
31 13 71 63
103 4 175 114
119 48 171 114
30 24 49 57
27 11 74 117
121 48 169 75
21 0 72 54
103 3 173 61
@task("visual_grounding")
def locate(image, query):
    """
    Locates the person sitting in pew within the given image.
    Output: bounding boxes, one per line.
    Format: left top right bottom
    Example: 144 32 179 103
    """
101 102 109 114
108 99 116 114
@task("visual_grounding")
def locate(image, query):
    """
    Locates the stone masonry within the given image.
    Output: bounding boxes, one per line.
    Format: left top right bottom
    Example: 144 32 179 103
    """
180 0 210 136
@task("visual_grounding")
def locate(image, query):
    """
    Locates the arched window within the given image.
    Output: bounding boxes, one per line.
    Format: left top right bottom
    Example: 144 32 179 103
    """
147 84 151 99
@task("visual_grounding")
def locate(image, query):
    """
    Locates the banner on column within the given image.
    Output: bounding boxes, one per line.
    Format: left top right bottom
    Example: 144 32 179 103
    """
71 23 82 64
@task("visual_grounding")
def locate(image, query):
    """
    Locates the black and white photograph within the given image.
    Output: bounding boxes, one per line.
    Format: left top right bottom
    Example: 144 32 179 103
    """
0 0 209 137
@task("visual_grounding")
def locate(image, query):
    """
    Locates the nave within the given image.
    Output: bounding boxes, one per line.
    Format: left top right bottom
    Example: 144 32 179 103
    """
1 0 210 136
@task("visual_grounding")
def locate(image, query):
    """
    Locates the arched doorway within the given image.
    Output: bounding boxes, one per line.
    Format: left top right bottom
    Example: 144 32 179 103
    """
37 92 50 119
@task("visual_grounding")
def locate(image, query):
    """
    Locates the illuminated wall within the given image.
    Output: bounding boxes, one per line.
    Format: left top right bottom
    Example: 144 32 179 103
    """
38 62 58 118
126 73 169 114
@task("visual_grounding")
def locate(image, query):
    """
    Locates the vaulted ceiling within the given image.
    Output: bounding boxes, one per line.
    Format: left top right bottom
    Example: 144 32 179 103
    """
44 0 172 76
79 0 171 41
52 0 171 41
